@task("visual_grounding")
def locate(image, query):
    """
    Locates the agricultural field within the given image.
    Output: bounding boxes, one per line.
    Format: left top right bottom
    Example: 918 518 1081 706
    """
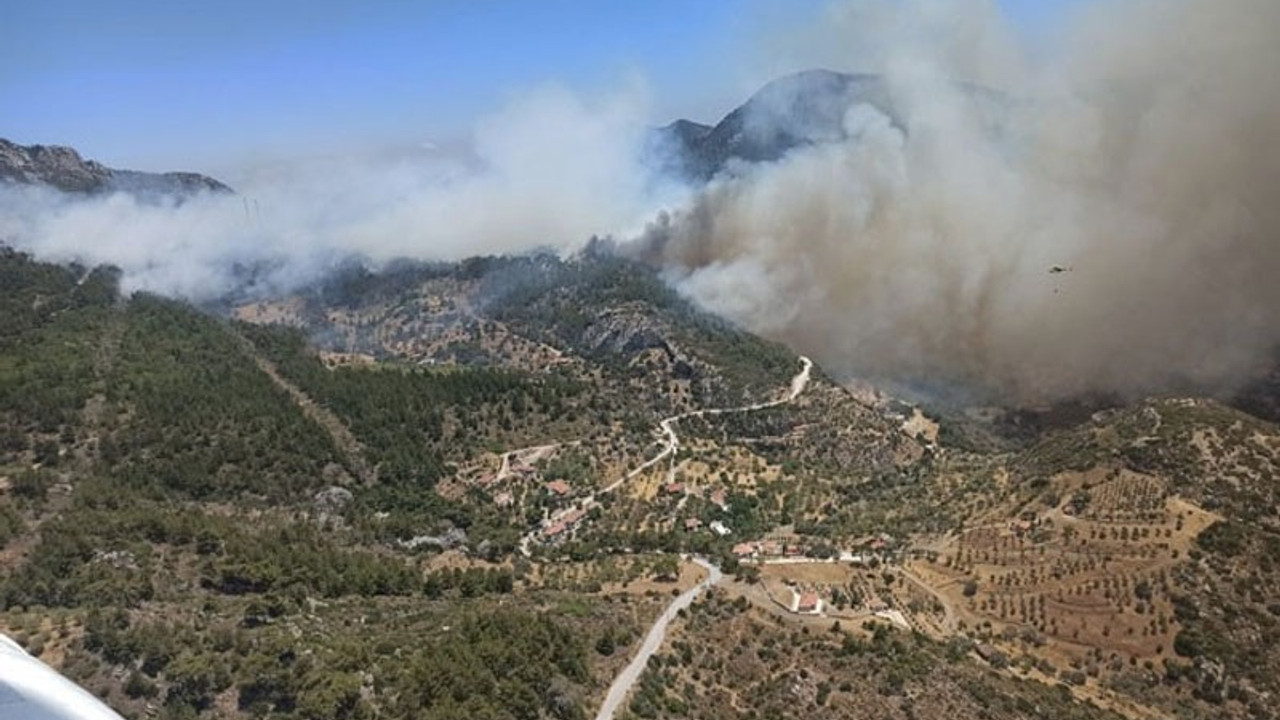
911 471 1217 664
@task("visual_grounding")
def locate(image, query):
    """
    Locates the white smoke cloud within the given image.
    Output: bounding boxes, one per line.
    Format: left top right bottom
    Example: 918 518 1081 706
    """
1 80 675 298
5 0 1278 405
646 0 1280 403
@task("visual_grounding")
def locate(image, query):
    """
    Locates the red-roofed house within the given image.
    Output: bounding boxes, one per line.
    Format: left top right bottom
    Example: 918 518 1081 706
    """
542 508 587 539
545 480 571 496
793 591 823 615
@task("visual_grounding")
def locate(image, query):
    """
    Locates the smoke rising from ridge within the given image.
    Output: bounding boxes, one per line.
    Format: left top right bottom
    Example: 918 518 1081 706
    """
645 0 1280 403
1 81 672 298
4 0 1279 405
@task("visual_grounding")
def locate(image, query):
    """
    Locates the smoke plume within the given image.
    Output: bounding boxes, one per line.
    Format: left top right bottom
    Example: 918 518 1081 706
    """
645 0 1280 403
0 81 672 298
4 0 1278 405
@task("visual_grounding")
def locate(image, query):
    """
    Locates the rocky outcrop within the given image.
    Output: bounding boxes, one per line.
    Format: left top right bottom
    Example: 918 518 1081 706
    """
0 137 232 198
581 307 701 380
0 139 111 192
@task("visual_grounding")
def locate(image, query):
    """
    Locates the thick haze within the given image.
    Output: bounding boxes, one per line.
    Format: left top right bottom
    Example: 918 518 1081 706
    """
4 0 1278 405
647 0 1280 403
0 82 670 297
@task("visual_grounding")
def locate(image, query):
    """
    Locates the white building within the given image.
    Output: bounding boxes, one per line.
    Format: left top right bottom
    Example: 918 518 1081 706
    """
709 521 731 537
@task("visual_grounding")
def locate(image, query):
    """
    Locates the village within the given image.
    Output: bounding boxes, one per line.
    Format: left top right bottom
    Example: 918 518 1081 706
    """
439 422 938 631
426 350 1222 717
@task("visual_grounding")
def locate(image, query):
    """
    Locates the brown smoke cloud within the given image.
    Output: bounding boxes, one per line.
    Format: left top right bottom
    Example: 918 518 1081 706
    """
644 0 1280 403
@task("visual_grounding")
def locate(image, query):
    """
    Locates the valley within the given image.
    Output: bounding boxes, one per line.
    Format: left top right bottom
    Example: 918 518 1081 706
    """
2 247 1279 720
5 0 1279 716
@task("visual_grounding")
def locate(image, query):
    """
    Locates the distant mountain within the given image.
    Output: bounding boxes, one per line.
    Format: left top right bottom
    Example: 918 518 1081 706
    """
653 69 1003 182
654 70 896 181
0 137 231 199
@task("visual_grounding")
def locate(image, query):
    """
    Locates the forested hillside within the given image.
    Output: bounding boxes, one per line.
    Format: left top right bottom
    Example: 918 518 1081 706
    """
4 247 1276 720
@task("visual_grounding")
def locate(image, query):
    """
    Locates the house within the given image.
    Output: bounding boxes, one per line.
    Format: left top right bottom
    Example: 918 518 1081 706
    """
783 544 806 558
493 491 514 508
663 482 685 495
1010 519 1033 535
792 591 823 615
545 480 571 496
709 521 732 537
684 518 703 531
542 508 587 539
732 542 757 558
758 540 784 557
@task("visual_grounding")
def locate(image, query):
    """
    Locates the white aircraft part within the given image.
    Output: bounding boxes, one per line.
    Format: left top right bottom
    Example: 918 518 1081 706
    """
0 634 125 720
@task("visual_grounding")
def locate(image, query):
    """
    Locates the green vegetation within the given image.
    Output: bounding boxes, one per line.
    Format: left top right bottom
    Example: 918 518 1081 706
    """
475 253 798 402
0 250 614 720
68 598 593 720
7 245 1280 720
623 589 1126 720
241 321 582 485
104 295 346 501
0 249 116 455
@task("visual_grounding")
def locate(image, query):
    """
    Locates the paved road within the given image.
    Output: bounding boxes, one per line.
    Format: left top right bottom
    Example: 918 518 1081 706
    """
593 557 724 720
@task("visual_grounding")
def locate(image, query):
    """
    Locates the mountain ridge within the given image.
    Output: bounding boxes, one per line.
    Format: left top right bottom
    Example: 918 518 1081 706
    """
0 137 232 198
652 68 1007 182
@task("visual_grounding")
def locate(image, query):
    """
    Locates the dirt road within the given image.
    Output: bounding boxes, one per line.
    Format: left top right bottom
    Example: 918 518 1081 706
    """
601 355 812 497
521 356 813 553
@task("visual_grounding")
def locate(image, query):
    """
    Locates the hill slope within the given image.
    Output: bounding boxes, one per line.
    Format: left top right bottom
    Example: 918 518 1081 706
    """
4 245 1278 720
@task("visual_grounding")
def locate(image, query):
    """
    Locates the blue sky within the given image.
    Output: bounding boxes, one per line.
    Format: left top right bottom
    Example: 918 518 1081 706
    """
2 0 1079 172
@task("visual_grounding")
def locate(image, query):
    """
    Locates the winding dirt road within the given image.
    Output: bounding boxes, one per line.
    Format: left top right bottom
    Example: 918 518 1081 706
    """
520 356 813 554
513 357 816 711
605 356 813 495
593 557 723 720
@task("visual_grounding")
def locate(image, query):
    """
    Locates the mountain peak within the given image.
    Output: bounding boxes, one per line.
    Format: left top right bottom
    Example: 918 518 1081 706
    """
653 70 898 181
0 137 232 198
653 69 1006 182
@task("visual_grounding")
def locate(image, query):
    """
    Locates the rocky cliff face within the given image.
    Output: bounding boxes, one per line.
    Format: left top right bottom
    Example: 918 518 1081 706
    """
0 137 231 198
0 139 112 192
